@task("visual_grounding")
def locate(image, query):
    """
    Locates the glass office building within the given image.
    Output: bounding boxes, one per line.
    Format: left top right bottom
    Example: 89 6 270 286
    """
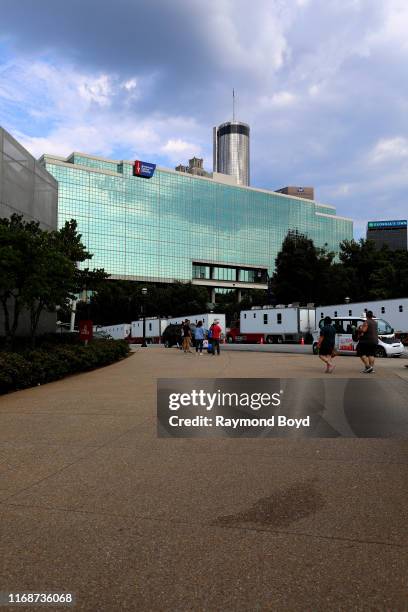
40 152 353 295
367 220 407 251
1 127 57 230
0 127 58 336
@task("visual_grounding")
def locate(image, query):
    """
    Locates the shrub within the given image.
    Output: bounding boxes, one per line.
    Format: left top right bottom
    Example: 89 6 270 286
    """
0 353 34 392
0 339 130 394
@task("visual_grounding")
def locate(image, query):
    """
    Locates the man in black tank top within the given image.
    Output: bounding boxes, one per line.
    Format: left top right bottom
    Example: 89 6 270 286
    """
356 310 378 373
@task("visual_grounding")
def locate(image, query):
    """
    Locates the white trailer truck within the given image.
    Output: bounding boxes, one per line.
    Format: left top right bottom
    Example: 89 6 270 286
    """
239 306 316 344
131 313 226 343
93 323 131 340
317 298 408 336
131 318 168 343
166 313 226 331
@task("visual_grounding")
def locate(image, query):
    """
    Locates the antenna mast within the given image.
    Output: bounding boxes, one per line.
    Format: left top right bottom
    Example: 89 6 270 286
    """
232 88 235 122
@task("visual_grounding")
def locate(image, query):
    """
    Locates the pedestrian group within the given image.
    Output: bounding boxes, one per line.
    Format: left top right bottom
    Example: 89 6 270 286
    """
180 319 223 355
317 310 379 374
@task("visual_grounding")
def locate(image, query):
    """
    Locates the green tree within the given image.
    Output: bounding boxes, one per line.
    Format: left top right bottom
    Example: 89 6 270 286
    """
85 280 210 325
338 239 408 301
272 231 335 305
0 215 107 346
0 215 43 343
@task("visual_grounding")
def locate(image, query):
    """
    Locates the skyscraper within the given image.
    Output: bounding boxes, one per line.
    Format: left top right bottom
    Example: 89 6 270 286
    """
366 220 407 250
213 121 250 186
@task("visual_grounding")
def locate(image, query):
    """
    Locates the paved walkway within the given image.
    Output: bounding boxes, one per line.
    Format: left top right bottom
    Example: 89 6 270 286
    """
1 349 408 611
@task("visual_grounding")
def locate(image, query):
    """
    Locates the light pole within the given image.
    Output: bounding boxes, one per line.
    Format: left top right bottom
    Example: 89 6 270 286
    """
141 287 148 347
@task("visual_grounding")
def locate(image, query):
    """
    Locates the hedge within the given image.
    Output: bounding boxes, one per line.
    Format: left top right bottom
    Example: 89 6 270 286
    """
0 339 130 394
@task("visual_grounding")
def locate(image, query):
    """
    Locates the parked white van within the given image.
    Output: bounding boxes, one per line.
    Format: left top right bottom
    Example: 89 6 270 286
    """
312 316 404 358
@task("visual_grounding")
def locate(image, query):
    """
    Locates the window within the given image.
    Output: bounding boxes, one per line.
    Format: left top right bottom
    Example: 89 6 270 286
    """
399 305 403 312
381 307 385 314
334 320 345 333
277 313 282 324
263 313 268 324
240 269 255 282
377 319 393 334
212 266 236 281
343 320 353 333
192 264 210 279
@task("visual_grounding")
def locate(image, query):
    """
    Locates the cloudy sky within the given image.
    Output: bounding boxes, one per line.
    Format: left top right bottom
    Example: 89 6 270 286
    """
1 0 408 237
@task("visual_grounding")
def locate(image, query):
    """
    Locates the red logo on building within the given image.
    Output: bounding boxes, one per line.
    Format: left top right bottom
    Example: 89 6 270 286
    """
134 160 142 175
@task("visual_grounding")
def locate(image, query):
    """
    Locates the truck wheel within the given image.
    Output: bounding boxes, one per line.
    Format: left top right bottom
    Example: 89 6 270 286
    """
375 346 387 358
275 336 283 344
266 336 273 344
227 336 233 343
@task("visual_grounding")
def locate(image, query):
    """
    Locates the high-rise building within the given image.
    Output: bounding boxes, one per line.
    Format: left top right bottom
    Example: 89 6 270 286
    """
213 121 250 186
366 220 407 251
40 151 352 303
0 127 57 230
0 127 58 336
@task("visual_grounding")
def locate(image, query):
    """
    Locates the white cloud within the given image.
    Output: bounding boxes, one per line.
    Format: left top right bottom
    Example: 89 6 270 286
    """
0 58 203 165
204 0 291 78
122 78 137 91
369 137 408 164
161 139 201 161
259 91 296 108
77 74 112 106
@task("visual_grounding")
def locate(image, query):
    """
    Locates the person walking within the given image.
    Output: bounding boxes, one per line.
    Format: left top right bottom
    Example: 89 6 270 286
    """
317 316 336 373
194 321 205 355
182 319 192 353
356 310 378 373
210 319 222 356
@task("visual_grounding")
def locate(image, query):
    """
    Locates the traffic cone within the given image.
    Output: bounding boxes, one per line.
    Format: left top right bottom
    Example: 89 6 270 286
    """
300 337 305 345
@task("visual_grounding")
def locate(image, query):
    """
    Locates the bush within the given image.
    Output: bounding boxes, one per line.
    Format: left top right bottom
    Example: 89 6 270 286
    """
0 339 130 394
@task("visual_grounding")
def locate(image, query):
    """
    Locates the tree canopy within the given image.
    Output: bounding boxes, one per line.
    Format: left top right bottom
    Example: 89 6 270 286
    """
272 231 408 306
83 280 211 325
0 214 106 345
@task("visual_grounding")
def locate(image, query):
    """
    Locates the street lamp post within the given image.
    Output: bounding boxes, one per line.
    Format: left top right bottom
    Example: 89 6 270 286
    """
141 287 148 347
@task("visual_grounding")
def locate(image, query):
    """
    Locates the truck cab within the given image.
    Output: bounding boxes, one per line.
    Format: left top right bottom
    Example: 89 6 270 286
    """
226 320 264 344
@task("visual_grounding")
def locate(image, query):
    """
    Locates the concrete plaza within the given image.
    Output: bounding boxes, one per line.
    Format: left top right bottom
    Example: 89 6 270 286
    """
1 348 408 611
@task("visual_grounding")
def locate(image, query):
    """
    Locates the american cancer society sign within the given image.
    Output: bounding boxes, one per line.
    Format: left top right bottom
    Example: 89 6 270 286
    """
133 160 156 178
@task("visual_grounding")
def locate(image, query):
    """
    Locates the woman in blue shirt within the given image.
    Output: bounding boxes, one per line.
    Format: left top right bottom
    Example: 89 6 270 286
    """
194 321 205 355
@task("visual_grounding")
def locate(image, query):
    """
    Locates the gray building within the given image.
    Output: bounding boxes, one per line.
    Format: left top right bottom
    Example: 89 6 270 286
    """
275 186 315 201
175 156 211 178
366 220 407 251
0 127 58 336
213 121 250 186
0 127 57 229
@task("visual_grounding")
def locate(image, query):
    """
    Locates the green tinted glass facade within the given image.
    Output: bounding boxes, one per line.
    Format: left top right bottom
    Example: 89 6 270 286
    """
41 153 353 284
